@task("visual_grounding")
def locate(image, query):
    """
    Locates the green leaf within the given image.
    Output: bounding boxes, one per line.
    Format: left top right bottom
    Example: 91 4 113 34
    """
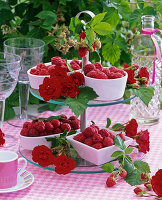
130 86 154 106
143 6 158 19
125 169 143 186
90 12 107 27
101 162 114 173
129 9 142 29
4 104 15 121
156 0 162 14
65 86 98 117
93 22 112 35
123 89 131 104
0 1 10 11
67 130 77 136
46 115 64 121
114 135 126 150
85 28 95 45
134 160 151 173
117 2 131 20
111 151 124 157
43 36 55 45
125 147 134 155
111 123 124 131
69 17 83 35
137 0 144 10
104 7 120 27
123 157 134 175
106 118 111 128
102 43 120 65
115 34 127 52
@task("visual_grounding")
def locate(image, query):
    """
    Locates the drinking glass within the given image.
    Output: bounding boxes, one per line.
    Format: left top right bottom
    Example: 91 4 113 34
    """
0 52 21 147
4 37 45 127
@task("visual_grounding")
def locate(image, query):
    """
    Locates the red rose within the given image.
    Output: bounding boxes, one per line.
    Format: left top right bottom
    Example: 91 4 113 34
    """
0 129 5 146
124 69 136 84
70 72 85 86
125 119 138 138
78 47 88 57
80 32 86 39
138 67 149 84
151 169 162 197
49 65 68 78
61 76 79 98
39 77 62 101
136 129 150 154
53 154 76 175
32 145 55 167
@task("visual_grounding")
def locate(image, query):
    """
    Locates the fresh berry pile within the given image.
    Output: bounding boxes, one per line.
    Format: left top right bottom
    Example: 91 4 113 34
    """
20 115 80 137
83 63 126 79
73 125 125 150
30 57 81 76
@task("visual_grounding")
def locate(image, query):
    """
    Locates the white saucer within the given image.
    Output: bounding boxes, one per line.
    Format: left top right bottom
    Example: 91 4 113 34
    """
0 170 34 193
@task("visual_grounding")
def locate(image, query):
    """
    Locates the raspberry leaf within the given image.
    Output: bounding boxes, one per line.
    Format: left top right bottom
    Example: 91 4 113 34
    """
114 135 126 150
90 12 107 27
125 147 134 155
101 163 114 173
123 157 134 175
134 160 151 173
124 169 143 186
111 151 124 157
106 118 111 128
111 123 124 131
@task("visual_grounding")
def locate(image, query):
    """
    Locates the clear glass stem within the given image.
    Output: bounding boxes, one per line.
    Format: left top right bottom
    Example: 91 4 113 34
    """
0 100 5 129
19 82 29 119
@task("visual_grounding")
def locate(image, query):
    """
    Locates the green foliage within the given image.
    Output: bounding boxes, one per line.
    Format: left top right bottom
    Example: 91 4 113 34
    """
101 162 114 173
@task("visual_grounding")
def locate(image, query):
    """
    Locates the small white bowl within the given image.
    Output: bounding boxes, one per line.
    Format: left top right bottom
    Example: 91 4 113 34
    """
84 71 128 101
67 132 133 165
19 133 60 150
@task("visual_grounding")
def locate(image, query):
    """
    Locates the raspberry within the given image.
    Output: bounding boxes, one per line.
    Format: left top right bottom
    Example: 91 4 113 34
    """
86 70 97 78
84 137 92 146
144 183 152 191
48 65 56 73
78 47 88 57
109 66 118 72
111 72 123 79
51 120 60 129
73 133 85 143
39 132 48 136
30 68 39 75
94 62 103 71
102 68 110 77
36 63 47 70
118 133 125 141
99 129 110 138
23 122 32 129
69 119 80 130
106 176 117 187
80 32 86 39
39 69 49 75
34 121 45 132
71 59 80 65
103 137 114 147
83 64 96 75
134 187 143 195
95 71 108 79
90 124 99 133
70 61 81 70
92 133 103 144
79 61 82 68
59 115 68 123
116 69 125 76
109 133 115 140
92 143 102 149
68 116 78 121
20 128 28 136
60 123 71 132
82 127 97 137
108 72 116 79
28 128 39 137
51 56 63 65
45 121 54 133
119 169 127 178
53 128 62 134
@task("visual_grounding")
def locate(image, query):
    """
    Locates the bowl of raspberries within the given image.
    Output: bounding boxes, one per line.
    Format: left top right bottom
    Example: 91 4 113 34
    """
83 63 128 101
27 57 85 90
67 124 133 165
20 115 80 150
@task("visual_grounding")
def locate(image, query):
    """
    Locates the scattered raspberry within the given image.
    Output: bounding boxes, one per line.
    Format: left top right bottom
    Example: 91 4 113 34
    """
86 70 97 78
78 47 88 57
45 121 54 133
134 187 143 196
106 176 117 187
82 127 97 137
119 169 127 178
94 62 103 71
83 64 96 75
92 142 102 149
95 71 108 79
34 121 45 132
84 137 93 146
118 133 125 141
92 133 103 143
51 56 63 65
73 133 86 143
60 123 71 132
144 182 152 191
51 120 60 129
69 119 80 130
28 128 39 137
99 129 110 138
103 137 114 147
53 128 62 134
20 128 28 136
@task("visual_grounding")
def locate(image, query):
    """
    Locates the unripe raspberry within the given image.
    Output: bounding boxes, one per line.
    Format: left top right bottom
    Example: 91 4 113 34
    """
94 38 101 49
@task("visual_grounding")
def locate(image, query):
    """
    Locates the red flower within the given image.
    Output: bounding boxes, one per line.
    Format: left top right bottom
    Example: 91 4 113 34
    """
61 76 79 98
49 65 68 78
80 32 86 39
0 129 5 146
124 69 136 84
136 129 150 154
138 67 149 84
125 119 138 138
39 77 62 101
78 47 88 57
53 154 76 175
151 169 162 197
70 72 85 86
32 145 55 167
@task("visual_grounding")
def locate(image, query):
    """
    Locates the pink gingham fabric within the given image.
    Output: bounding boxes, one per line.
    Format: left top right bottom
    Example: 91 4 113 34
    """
0 104 162 200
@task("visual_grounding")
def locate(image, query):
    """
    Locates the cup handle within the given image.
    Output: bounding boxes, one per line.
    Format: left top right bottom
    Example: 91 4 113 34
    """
17 158 27 175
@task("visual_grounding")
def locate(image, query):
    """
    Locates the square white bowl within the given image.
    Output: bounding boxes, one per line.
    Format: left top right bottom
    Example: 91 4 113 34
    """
67 132 133 165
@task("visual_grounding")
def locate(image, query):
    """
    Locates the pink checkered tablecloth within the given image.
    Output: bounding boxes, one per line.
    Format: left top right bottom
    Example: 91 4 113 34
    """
0 104 162 200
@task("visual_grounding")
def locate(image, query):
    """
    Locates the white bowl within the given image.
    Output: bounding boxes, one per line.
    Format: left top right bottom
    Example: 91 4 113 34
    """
67 132 133 165
84 71 128 101
19 133 60 150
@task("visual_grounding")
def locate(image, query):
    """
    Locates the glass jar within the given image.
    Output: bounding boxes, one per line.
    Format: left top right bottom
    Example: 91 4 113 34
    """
130 15 162 125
